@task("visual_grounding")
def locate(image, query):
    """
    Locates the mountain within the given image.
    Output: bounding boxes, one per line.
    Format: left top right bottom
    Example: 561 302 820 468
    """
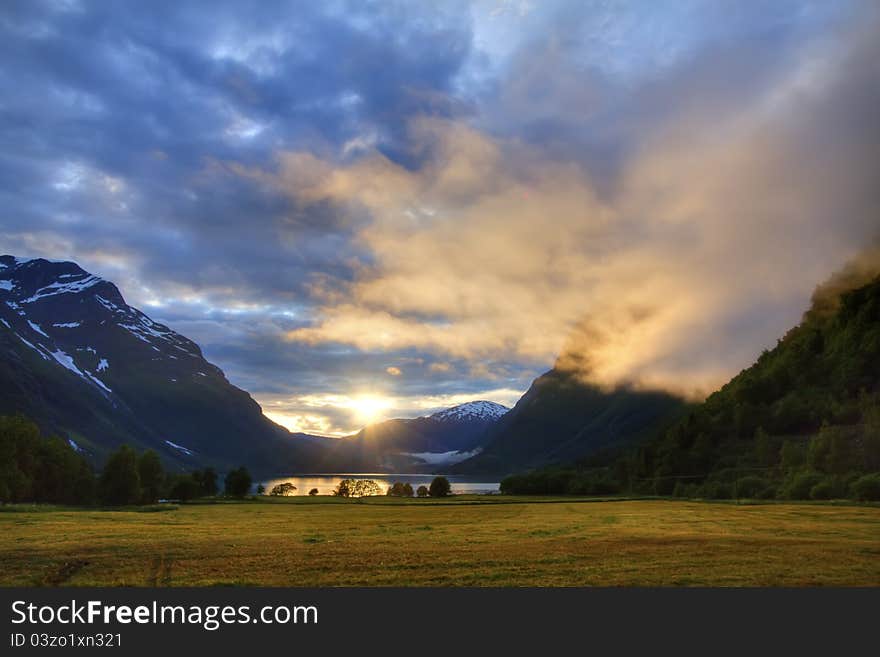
450 369 687 475
0 255 328 474
335 401 509 470
501 272 880 498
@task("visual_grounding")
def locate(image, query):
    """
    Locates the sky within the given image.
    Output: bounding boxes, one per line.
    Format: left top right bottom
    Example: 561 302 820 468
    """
1 0 878 436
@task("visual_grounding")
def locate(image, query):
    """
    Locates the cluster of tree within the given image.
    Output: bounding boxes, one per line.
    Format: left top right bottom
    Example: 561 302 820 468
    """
332 479 383 498
386 477 451 497
502 277 880 501
0 415 258 506
0 415 96 505
387 481 414 497
269 482 297 496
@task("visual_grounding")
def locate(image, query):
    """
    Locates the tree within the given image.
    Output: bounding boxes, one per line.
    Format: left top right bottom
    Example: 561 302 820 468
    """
99 445 141 505
308 488 319 496
332 479 382 498
387 481 414 497
780 440 804 473
256 484 266 495
138 450 163 504
224 466 252 497
192 467 218 497
270 482 297 496
416 485 429 498
429 476 451 497
753 428 775 467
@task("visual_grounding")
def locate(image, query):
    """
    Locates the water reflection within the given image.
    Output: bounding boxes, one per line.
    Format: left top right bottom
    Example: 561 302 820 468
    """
259 473 499 496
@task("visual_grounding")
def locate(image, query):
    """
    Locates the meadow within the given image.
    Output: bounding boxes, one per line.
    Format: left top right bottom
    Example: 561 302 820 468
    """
1 497 878 587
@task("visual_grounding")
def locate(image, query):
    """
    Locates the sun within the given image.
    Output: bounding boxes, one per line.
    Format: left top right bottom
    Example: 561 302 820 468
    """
348 395 392 425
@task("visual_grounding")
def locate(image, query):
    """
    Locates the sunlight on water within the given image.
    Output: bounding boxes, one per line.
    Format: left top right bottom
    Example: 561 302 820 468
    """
259 474 500 496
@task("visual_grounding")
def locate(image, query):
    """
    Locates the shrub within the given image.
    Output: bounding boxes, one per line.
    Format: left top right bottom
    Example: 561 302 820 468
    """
167 474 200 502
850 473 880 501
780 471 823 499
416 485 429 498
734 476 767 499
429 476 451 497
308 488 318 496
699 481 732 499
809 480 834 500
757 485 778 500
672 481 698 498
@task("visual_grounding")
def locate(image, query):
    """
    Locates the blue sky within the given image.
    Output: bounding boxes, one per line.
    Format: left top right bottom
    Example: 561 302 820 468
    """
1 0 877 434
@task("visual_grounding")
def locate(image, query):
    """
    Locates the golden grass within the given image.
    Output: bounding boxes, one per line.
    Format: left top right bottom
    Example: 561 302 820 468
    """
1 498 877 586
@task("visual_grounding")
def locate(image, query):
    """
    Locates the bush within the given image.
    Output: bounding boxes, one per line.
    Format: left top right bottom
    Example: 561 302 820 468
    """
734 476 767 499
809 480 834 500
429 476 451 497
416 485 429 498
757 485 778 500
850 473 880 501
308 488 318 496
699 481 733 499
780 471 824 499
167 474 200 502
567 474 620 495
672 481 698 498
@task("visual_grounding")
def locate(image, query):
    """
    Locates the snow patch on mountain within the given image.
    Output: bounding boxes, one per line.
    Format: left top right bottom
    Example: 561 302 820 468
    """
21 274 103 304
165 440 194 455
430 401 509 423
27 320 49 337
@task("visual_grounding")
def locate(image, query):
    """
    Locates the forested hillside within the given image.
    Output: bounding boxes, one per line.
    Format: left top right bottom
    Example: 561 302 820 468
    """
502 275 880 500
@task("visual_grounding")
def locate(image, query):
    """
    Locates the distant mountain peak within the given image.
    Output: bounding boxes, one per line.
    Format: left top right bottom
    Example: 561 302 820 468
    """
430 400 509 423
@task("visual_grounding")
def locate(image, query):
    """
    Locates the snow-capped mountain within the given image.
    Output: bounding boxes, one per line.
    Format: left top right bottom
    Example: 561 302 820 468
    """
0 255 329 472
339 400 511 471
430 401 509 423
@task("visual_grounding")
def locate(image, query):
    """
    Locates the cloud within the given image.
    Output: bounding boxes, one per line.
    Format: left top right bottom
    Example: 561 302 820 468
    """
1 0 876 432
263 5 880 398
386 366 402 376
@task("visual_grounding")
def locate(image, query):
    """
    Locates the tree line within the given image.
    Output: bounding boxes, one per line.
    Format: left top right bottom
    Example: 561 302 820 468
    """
0 415 254 505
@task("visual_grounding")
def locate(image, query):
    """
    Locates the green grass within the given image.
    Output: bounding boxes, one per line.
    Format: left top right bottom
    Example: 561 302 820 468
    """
1 497 877 586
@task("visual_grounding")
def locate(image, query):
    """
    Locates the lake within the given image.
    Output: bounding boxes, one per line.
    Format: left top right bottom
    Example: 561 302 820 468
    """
259 473 500 496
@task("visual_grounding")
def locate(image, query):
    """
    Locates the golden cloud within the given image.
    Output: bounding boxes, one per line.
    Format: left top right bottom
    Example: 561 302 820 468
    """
245 16 879 399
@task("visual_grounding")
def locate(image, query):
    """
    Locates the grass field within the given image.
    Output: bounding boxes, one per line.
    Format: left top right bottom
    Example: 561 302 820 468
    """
1 497 878 586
